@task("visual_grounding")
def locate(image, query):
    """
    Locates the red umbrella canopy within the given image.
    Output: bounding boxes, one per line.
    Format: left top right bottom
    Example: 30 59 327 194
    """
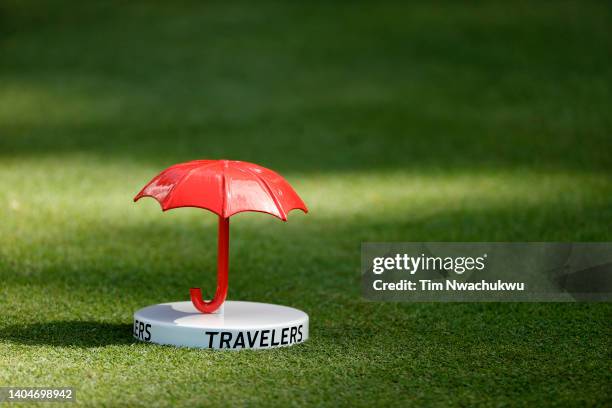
134 160 308 220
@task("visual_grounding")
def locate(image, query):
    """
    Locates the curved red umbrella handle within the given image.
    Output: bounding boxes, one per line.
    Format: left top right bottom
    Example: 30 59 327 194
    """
190 216 229 313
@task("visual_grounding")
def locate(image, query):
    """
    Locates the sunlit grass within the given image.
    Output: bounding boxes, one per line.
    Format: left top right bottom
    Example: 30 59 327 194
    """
2 156 610 249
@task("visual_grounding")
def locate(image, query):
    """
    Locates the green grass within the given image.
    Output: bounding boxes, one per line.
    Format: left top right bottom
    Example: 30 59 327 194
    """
1 1 611 406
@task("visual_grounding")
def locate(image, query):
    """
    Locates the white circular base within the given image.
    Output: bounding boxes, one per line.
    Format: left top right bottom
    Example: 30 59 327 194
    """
133 301 308 350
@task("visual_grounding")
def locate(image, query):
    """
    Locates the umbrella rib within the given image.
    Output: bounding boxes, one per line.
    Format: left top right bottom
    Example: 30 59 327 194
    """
242 166 287 220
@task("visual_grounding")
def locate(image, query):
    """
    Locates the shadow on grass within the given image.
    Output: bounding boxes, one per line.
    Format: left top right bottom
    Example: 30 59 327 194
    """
1 2 610 174
4 198 612 304
0 321 134 347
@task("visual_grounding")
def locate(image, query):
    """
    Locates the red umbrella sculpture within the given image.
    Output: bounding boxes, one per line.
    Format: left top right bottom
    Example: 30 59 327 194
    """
134 160 308 314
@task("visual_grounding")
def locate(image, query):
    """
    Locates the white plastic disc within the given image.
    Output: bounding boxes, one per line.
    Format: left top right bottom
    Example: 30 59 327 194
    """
133 301 309 350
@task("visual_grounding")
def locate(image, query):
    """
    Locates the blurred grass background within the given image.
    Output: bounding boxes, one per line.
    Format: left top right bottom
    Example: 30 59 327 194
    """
0 1 611 406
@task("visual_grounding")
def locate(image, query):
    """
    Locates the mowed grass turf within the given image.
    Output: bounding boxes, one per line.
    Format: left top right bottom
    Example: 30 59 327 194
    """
1 1 611 406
